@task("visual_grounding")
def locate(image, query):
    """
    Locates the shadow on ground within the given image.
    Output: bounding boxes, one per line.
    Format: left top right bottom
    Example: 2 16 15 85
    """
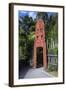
19 60 31 79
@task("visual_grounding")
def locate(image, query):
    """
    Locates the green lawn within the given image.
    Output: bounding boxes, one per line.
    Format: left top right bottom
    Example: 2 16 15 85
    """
47 71 58 77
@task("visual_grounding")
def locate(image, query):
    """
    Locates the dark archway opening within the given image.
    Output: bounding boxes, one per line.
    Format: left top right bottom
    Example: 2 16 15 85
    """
37 47 43 68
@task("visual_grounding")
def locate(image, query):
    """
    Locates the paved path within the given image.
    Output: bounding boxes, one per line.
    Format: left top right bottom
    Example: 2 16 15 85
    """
23 67 53 78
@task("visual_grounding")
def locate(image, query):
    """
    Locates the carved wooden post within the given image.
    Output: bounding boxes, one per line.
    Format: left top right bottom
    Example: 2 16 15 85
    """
33 19 47 69
33 43 36 68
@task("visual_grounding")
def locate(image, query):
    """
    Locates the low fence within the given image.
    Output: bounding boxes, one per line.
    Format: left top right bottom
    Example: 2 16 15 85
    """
47 54 58 71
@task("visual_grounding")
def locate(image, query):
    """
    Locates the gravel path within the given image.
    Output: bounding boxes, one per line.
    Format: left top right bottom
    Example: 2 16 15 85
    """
19 67 53 79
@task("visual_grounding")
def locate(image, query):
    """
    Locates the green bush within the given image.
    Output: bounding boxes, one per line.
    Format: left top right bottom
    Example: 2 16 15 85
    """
48 47 58 55
48 64 58 71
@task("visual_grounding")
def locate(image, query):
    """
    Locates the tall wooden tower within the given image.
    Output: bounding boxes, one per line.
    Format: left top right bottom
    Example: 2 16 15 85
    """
33 19 47 69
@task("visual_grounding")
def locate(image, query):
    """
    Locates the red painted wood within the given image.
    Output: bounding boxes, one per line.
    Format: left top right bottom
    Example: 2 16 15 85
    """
33 19 47 69
35 19 45 47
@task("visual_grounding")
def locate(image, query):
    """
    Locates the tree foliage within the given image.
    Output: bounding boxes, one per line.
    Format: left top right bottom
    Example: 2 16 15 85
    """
19 12 58 61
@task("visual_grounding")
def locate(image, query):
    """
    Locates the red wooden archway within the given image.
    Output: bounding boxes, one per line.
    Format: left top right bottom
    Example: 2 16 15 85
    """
33 19 47 69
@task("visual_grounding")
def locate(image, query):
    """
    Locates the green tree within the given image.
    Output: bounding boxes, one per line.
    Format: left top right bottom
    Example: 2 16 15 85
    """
19 15 35 61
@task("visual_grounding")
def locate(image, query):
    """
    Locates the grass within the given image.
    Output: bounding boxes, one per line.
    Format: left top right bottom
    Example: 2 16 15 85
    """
47 70 58 77
46 64 58 77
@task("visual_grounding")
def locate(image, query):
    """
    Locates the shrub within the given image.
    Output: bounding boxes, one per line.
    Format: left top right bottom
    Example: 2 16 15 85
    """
48 64 58 71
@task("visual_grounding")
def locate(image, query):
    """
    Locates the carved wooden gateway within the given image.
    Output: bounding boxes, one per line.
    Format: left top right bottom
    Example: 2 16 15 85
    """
33 19 47 69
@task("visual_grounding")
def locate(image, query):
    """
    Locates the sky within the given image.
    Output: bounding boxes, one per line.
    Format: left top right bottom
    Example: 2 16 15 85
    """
19 11 37 20
19 11 57 20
